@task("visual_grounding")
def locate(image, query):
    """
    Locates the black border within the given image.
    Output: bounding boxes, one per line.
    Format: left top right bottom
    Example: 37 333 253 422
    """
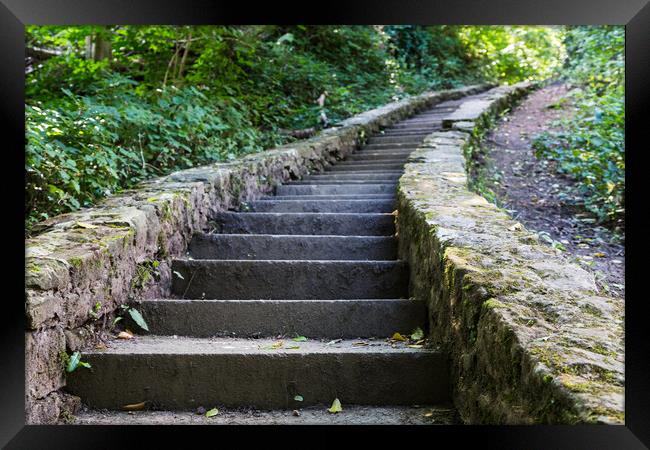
3 1 649 447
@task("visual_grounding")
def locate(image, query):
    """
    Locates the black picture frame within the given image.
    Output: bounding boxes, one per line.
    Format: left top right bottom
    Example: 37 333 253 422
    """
4 1 649 447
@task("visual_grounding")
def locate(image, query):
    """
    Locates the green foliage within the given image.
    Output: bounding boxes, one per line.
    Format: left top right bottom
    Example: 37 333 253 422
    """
457 26 565 83
24 25 574 232
533 26 624 227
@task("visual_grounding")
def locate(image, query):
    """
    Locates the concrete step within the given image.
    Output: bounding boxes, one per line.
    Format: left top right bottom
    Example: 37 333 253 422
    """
367 135 425 144
377 129 433 136
211 212 395 236
364 143 419 150
137 298 423 338
325 163 404 172
245 199 395 213
346 153 411 161
334 159 406 166
65 337 449 409
304 174 402 181
189 234 397 260
73 404 458 425
389 123 442 130
287 180 399 185
269 194 396 200
354 147 417 153
171 259 409 300
275 184 396 196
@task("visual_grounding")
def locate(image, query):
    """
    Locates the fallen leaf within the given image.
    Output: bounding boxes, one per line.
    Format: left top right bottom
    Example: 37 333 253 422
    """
326 339 342 346
292 335 308 342
327 398 343 414
286 345 301 350
205 408 219 418
391 332 407 341
74 221 98 229
390 209 398 216
352 341 369 346
294 395 304 402
173 270 185 280
593 252 606 258
424 412 434 418
122 401 146 411
267 340 284 349
407 344 424 349
292 410 301 417
410 327 424 341
117 331 133 340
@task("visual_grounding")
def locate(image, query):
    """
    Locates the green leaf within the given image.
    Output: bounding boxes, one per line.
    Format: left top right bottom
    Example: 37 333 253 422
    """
327 398 343 414
294 395 304 402
205 408 219 418
66 351 81 373
112 316 123 326
128 307 149 332
292 335 308 342
410 327 424 341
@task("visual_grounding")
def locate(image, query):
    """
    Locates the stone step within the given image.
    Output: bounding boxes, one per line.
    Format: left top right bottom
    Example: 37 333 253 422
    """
189 234 397 260
275 184 396 196
367 135 425 144
245 199 395 213
137 298 424 338
211 212 395 236
354 147 417 154
287 180 399 185
335 159 406 166
389 123 441 130
325 163 405 172
73 404 458 425
364 143 419 150
270 194 396 200
377 129 433 135
398 120 441 127
171 259 409 299
346 153 411 161
304 173 402 181
65 337 449 409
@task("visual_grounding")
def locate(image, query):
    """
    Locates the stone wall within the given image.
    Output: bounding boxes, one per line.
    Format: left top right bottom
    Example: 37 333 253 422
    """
24 84 491 424
396 83 624 424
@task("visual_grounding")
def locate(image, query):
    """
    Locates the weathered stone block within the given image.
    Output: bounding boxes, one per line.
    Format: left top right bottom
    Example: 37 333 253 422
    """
397 83 624 424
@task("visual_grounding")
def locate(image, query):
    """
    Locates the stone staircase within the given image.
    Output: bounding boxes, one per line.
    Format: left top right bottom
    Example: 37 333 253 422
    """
67 97 470 424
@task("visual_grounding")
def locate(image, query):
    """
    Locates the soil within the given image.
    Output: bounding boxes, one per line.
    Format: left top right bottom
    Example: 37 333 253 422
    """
482 82 624 299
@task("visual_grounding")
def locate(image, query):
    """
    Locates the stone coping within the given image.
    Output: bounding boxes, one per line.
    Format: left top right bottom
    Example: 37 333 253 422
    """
396 82 624 424
23 83 491 424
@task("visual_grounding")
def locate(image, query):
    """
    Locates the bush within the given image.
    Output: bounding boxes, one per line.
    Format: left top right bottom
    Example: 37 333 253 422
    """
25 25 574 233
532 26 624 227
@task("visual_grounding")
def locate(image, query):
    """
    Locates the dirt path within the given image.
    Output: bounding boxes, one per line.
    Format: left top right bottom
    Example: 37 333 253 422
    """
482 82 624 299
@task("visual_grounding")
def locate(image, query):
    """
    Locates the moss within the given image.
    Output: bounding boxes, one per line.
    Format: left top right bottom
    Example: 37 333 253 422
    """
483 298 506 310
156 232 169 259
68 257 83 269
587 406 624 423
104 222 130 229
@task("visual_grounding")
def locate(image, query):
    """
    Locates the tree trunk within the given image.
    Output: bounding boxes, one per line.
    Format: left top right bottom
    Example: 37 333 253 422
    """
85 33 112 62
